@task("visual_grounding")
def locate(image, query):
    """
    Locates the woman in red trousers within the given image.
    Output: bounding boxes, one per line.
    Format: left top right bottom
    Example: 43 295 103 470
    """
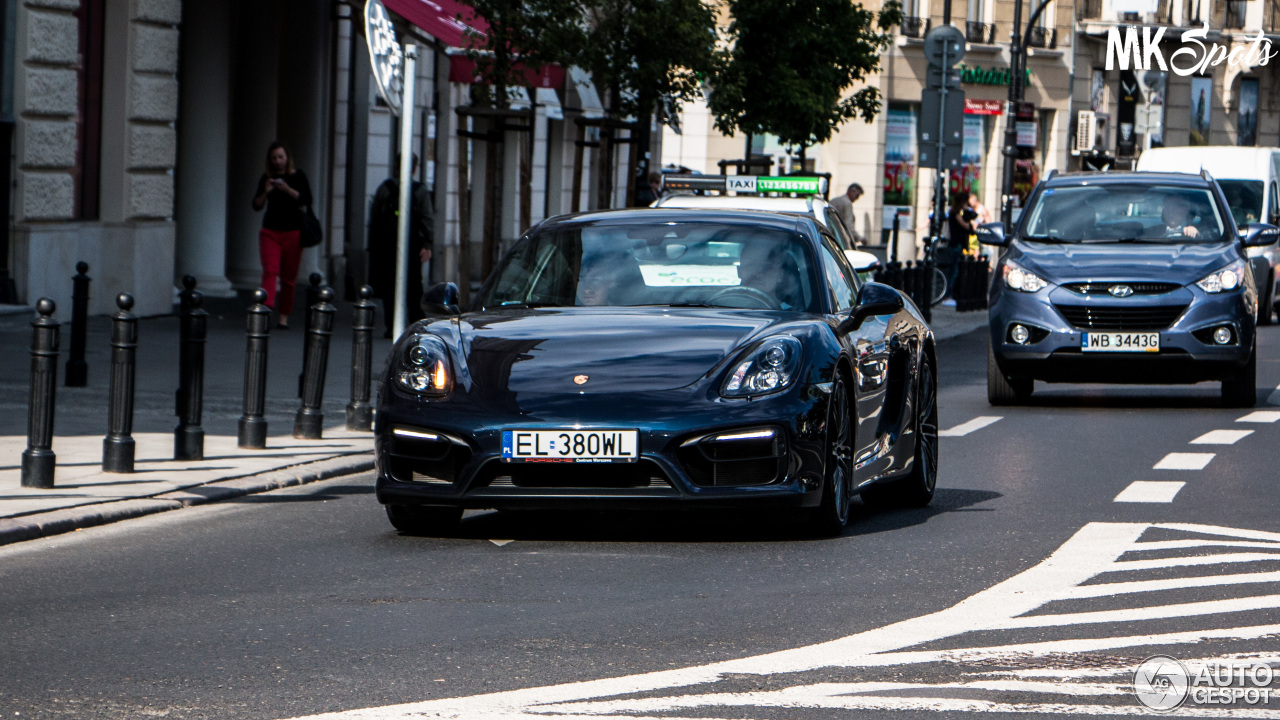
252 141 313 328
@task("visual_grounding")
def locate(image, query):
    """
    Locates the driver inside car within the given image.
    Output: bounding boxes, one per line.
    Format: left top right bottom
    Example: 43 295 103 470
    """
738 240 803 310
1161 194 1201 238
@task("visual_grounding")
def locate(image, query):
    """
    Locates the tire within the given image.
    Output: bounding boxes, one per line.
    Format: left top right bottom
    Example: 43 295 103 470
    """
862 355 938 508
810 372 854 537
987 343 1032 406
385 504 463 535
1221 347 1257 408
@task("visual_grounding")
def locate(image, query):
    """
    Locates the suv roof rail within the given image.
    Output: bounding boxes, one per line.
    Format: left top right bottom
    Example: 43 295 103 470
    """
1201 167 1215 183
1045 168 1058 180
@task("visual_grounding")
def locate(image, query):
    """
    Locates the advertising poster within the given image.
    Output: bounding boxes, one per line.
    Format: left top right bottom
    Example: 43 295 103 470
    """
950 116 985 204
1190 76 1212 146
1238 78 1258 147
883 106 916 209
1090 69 1106 112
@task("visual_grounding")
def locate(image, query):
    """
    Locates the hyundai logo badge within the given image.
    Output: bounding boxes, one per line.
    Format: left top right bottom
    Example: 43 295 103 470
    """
1109 285 1134 298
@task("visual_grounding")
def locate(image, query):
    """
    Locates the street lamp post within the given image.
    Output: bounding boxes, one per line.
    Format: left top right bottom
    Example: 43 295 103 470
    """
1000 0 1055 229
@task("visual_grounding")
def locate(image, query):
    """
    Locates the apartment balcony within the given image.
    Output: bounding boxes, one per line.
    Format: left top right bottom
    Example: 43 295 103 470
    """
965 20 997 43
900 15 931 38
1223 0 1247 27
1026 26 1058 48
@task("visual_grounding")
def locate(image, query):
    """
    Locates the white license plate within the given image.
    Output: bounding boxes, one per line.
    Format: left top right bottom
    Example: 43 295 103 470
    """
1081 332 1160 352
501 430 639 463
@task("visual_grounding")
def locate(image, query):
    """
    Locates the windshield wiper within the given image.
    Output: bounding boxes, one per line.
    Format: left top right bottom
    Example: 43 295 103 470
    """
493 301 561 309
1023 234 1075 243
663 301 717 308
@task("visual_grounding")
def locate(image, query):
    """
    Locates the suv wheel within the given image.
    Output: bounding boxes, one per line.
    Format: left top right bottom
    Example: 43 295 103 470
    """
1222 347 1257 408
987 343 1033 406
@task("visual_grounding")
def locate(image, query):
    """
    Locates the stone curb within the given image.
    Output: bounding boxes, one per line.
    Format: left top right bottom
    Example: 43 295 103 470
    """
0 453 374 548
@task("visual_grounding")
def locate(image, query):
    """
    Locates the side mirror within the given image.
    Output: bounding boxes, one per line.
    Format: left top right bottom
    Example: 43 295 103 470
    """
421 281 461 316
839 281 904 333
1242 222 1280 247
976 222 1009 246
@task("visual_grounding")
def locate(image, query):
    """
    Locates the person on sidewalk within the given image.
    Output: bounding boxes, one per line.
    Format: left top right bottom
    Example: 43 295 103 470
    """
252 142 313 329
940 194 978 307
829 183 865 246
368 154 434 339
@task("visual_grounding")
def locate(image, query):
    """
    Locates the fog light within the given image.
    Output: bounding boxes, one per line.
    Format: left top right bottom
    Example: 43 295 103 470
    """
1213 326 1233 345
1010 324 1031 345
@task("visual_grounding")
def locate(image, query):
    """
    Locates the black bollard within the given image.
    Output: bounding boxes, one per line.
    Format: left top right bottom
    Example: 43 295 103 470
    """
902 261 916 303
955 257 970 312
103 293 138 473
980 261 992 309
920 260 934 323
299 273 324 398
22 299 60 488
295 287 335 439
346 285 376 431
238 289 272 449
174 276 206 460
65 261 90 387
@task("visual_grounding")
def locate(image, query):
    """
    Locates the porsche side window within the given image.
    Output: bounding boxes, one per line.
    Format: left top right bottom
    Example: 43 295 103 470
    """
825 208 856 252
818 237 855 312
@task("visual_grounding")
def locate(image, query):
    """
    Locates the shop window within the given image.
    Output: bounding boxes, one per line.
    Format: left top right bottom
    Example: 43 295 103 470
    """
74 0 104 221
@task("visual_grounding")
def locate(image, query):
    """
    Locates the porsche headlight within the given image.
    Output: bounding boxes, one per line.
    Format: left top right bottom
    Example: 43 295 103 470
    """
396 335 453 396
722 337 802 398
1195 259 1246 293
1002 260 1049 293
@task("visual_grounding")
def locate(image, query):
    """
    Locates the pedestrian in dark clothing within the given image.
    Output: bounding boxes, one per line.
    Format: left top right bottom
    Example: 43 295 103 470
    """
634 171 661 206
940 195 977 304
368 154 434 338
252 141 313 329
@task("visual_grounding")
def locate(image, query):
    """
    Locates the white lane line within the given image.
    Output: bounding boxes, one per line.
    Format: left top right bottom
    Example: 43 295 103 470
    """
1190 429 1254 445
1113 481 1184 503
1061 570 1280 599
489 539 514 547
994 594 1280 630
939 416 1002 437
1268 384 1280 406
1153 452 1215 470
1238 410 1280 423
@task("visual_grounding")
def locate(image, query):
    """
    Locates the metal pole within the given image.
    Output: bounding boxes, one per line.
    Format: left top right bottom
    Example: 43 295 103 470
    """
174 275 206 461
238 289 271 449
393 43 418 339
930 41 951 259
1001 0 1025 228
346 285 376 431
65 261 89 387
295 286 335 439
21 298 59 488
103 293 137 472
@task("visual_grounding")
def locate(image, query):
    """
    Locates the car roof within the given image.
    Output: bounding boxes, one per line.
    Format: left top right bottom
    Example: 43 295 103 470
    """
534 208 811 234
1044 170 1215 188
654 194 825 212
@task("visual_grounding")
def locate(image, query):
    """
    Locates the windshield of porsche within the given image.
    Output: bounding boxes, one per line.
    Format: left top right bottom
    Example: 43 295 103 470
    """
1022 184 1227 243
478 222 820 311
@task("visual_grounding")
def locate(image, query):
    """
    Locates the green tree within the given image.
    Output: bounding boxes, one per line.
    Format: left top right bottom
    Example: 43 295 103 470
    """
460 0 587 108
709 0 902 152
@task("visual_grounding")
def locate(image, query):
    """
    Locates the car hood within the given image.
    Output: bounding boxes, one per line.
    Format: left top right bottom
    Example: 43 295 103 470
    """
1011 240 1241 284
453 307 794 394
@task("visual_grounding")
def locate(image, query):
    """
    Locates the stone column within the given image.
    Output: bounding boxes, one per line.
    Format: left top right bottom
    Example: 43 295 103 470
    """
174 0 234 297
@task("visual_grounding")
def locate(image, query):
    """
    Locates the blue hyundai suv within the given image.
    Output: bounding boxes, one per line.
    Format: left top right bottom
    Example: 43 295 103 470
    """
979 171 1278 407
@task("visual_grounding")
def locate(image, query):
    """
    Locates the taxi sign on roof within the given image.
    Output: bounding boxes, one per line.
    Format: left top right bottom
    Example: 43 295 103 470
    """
661 174 828 196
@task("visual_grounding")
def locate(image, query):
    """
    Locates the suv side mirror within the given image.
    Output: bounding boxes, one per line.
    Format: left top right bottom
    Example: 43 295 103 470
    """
976 222 1009 246
421 281 461 316
1242 223 1280 247
839 281 905 333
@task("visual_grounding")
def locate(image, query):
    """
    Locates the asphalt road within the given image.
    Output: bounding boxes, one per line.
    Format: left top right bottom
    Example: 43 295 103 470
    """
3 324 1280 719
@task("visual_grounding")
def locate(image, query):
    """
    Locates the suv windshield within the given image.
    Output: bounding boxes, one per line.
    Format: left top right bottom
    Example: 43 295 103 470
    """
478 222 820 312
1022 184 1227 243
1218 180 1264 227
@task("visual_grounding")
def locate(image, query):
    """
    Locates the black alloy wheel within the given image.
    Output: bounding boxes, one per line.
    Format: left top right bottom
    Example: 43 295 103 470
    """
1222 346 1258 408
811 372 854 536
863 355 938 508
386 504 463 535
987 342 1033 405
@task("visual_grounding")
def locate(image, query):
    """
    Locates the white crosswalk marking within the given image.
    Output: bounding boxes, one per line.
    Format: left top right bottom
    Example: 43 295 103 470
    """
1237 411 1280 423
277 523 1280 719
1190 429 1254 445
1114 480 1184 503
1153 452 1216 470
939 416 1002 437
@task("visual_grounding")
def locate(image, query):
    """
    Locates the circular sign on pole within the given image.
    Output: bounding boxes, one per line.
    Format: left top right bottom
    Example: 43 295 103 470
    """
365 0 404 117
923 25 966 68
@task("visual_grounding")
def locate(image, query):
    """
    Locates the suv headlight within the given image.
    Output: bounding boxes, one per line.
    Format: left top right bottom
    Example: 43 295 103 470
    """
722 337 802 398
1195 259 1246 293
395 335 453 395
1002 260 1049 293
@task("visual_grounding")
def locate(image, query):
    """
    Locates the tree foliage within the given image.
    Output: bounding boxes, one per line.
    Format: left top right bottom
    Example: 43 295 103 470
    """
582 0 719 119
461 0 587 107
709 0 903 149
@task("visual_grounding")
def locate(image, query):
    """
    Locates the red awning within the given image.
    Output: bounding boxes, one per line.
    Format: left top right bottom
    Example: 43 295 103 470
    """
382 0 565 89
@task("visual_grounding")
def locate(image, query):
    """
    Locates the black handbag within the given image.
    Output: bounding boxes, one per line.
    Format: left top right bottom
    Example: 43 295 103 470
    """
300 205 322 248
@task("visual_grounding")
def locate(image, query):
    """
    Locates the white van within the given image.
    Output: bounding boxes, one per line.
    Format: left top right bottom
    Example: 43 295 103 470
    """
1137 146 1280 323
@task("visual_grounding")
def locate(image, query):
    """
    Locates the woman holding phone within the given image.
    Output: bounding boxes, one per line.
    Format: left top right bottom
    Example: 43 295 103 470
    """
252 141 312 328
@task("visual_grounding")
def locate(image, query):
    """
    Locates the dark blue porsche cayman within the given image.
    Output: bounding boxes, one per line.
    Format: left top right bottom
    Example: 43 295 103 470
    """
373 209 939 536
981 171 1279 407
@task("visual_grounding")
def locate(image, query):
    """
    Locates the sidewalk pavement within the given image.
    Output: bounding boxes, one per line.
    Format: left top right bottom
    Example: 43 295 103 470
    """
0 291 988 548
